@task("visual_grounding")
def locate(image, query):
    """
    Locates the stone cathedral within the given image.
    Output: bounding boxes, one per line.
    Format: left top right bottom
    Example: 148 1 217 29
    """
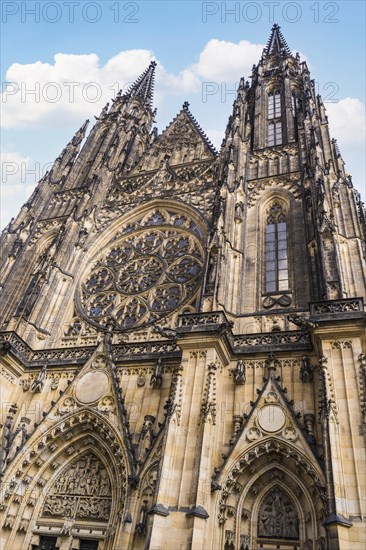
0 25 365 550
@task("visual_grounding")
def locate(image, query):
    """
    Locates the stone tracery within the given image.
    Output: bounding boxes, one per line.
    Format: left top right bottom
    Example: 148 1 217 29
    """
78 211 205 331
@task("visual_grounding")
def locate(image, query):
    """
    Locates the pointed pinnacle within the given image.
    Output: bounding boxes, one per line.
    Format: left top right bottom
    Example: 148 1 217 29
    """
126 60 157 109
70 119 89 146
264 23 291 57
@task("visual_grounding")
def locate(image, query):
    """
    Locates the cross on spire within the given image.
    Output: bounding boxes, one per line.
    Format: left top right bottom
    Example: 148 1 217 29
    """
264 24 292 57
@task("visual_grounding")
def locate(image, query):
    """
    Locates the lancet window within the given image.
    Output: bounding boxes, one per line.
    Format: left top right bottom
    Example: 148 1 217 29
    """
265 203 289 293
267 91 282 146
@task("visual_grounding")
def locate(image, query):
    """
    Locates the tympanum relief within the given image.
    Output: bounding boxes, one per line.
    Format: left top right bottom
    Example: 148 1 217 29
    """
41 453 112 523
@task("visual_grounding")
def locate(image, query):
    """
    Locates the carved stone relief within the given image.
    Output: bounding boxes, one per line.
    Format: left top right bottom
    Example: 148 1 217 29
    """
41 453 112 522
258 487 299 539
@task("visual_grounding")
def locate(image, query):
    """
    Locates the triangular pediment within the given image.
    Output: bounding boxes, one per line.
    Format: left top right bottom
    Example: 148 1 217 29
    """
220 365 322 478
5 336 136 473
133 106 217 172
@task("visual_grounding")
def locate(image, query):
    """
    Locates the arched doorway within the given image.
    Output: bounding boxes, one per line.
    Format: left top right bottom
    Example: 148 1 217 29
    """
215 439 327 550
1 410 129 550
33 451 112 549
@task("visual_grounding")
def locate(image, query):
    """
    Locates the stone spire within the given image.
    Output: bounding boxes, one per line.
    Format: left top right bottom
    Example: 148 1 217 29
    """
263 23 292 57
48 119 89 184
125 60 157 110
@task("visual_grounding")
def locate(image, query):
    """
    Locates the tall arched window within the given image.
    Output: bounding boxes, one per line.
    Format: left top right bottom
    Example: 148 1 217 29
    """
267 91 282 146
265 204 289 293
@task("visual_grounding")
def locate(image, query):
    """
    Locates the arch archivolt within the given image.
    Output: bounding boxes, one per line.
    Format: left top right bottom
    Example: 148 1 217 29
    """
247 176 301 208
213 437 327 550
257 188 293 222
1 408 130 550
87 198 209 261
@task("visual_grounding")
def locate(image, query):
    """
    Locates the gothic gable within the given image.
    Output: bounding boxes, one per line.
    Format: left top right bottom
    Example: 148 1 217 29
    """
134 105 217 172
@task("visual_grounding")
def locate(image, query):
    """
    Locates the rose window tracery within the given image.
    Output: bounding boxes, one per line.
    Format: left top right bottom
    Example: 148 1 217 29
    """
77 214 205 331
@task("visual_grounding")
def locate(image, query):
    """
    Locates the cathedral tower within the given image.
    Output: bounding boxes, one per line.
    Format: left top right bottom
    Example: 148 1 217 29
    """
1 26 365 550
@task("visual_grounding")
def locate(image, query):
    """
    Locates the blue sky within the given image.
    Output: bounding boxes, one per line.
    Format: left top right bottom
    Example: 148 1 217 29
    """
1 0 365 226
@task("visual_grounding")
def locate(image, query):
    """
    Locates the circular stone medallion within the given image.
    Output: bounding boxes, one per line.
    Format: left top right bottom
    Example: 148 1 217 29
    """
75 371 109 404
258 404 286 433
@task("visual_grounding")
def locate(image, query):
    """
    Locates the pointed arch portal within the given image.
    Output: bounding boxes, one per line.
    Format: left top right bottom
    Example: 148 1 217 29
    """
1 409 130 550
216 438 327 550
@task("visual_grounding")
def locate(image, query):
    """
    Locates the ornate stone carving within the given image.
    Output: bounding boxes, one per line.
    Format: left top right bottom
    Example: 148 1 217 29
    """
247 427 262 442
233 330 312 351
6 416 30 462
304 413 317 448
150 354 164 389
230 415 243 444
300 355 313 382
288 314 318 330
42 453 112 522
310 298 363 315
358 353 366 434
232 359 246 385
240 534 250 549
58 397 78 416
330 341 352 349
31 364 47 392
263 294 292 309
135 500 148 535
200 362 218 424
137 415 156 461
282 426 298 441
21 377 31 391
258 487 299 539
98 396 115 414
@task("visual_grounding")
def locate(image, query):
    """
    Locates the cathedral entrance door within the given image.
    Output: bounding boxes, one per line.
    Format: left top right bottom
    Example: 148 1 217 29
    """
33 536 59 550
79 540 99 550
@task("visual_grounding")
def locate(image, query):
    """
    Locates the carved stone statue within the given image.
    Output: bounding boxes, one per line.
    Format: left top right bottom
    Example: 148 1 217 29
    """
6 417 30 462
266 352 277 371
300 355 313 382
234 202 244 224
138 415 155 461
150 355 163 389
153 325 177 339
233 360 246 385
31 364 47 393
288 314 318 330
135 500 148 535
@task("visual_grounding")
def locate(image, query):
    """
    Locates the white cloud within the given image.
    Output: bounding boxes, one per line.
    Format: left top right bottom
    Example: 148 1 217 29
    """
0 40 266 130
1 50 158 128
188 38 264 82
325 98 365 145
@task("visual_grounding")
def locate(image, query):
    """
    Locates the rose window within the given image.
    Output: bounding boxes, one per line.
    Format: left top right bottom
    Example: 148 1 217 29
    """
77 221 205 331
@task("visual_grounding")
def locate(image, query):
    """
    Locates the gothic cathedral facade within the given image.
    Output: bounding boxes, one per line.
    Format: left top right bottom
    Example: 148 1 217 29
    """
1 26 365 550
